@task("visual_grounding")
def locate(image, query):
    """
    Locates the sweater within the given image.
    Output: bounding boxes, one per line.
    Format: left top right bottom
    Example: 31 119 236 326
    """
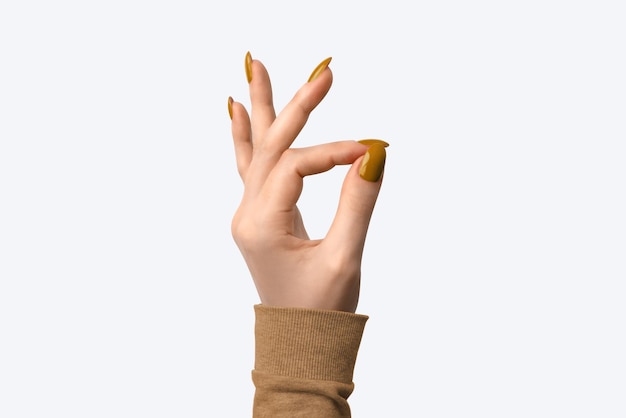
252 305 369 418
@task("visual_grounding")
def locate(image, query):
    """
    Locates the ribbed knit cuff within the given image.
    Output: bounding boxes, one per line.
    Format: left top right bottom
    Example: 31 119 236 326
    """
254 304 368 384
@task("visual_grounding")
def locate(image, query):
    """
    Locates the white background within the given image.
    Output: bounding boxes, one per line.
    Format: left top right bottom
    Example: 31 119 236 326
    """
1 1 625 417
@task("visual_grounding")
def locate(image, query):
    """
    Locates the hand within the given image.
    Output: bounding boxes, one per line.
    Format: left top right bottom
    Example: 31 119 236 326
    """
228 52 388 313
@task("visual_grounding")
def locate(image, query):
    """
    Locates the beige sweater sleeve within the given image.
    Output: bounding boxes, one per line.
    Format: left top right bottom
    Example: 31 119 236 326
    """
252 305 369 418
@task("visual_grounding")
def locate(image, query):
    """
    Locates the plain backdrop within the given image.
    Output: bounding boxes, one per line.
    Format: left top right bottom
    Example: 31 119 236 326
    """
1 1 625 417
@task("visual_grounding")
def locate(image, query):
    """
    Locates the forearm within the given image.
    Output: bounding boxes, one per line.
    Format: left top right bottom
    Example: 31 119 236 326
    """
252 305 368 418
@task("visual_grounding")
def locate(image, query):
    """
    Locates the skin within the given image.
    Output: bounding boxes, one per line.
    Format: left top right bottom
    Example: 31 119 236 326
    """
229 54 386 313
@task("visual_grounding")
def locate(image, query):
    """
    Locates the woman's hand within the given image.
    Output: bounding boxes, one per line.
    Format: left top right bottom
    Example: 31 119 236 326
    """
228 52 387 313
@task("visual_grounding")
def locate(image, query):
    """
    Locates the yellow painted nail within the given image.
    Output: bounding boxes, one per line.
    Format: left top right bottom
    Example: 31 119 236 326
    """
245 51 252 83
307 57 332 82
359 144 386 182
228 96 234 120
358 139 390 148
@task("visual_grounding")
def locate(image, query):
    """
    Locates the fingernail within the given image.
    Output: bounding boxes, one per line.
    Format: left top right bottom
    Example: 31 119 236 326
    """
358 139 390 148
307 57 332 82
245 51 252 83
359 144 386 182
228 96 234 120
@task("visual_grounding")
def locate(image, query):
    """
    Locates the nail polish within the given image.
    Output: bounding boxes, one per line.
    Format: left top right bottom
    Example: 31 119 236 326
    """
245 51 252 83
228 96 234 120
307 57 332 82
358 139 390 148
359 143 386 182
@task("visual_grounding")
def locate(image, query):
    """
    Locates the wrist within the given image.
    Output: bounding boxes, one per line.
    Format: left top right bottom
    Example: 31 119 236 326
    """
254 304 368 384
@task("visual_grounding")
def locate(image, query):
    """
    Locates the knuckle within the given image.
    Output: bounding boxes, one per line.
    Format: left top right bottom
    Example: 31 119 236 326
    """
230 210 267 251
293 89 313 115
279 148 297 165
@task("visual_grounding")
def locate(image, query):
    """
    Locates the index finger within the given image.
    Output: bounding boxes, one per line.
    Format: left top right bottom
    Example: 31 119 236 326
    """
244 58 333 197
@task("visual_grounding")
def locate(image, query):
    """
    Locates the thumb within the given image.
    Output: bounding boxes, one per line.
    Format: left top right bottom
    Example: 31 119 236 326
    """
325 141 388 258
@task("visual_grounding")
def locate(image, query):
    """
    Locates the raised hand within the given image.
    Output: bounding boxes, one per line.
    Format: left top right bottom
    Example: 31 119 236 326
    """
228 52 387 313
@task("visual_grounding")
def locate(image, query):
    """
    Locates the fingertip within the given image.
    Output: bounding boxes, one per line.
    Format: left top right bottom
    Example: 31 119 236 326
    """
230 100 253 180
228 97 250 124
359 144 386 183
293 67 333 115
